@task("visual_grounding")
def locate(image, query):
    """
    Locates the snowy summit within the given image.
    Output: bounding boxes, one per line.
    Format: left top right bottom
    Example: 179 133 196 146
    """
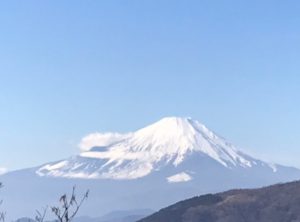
3 117 300 219
37 117 278 180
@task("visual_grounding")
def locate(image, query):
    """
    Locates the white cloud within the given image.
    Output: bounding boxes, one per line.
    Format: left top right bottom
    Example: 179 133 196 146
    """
0 167 7 175
79 132 131 152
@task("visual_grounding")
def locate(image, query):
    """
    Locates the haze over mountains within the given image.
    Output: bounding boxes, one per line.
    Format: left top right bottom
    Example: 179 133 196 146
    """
1 117 300 220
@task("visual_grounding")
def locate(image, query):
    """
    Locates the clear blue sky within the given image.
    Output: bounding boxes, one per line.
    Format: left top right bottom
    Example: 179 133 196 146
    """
0 0 299 170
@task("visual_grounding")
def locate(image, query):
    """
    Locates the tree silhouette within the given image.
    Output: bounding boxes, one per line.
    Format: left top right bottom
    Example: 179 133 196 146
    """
35 207 48 222
51 186 89 222
0 183 5 222
0 201 4 222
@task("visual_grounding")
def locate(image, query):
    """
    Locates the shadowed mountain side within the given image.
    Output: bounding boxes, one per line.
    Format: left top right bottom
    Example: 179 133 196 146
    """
139 180 300 222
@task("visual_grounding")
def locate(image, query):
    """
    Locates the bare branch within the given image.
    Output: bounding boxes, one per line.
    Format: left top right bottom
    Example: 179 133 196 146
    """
0 212 5 222
0 183 5 222
35 206 48 222
50 186 89 222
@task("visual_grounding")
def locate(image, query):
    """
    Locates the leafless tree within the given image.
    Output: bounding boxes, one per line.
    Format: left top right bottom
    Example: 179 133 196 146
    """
51 186 89 222
0 183 5 222
35 206 48 222
0 201 4 222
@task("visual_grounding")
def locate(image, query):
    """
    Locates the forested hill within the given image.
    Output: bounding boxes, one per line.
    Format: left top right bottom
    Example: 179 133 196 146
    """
139 180 300 222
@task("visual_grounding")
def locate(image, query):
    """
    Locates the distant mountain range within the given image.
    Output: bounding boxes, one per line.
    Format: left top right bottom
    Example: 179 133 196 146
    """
138 180 300 222
14 209 153 222
1 117 300 220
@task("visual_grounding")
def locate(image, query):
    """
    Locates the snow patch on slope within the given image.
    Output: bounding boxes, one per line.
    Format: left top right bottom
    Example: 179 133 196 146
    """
167 172 192 183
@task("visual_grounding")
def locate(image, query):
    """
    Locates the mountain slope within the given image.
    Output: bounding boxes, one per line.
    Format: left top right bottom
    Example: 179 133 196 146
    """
37 117 278 180
1 117 300 220
138 180 300 222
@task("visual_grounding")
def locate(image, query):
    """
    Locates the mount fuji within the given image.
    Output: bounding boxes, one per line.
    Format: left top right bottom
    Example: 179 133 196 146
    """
1 117 300 219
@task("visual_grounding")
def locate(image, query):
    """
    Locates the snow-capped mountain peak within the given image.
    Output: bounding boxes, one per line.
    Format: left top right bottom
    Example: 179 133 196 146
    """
3 117 300 220
37 117 272 179
119 116 253 168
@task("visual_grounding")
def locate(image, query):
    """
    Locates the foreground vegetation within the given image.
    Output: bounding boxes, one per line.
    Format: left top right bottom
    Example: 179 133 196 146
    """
0 182 88 222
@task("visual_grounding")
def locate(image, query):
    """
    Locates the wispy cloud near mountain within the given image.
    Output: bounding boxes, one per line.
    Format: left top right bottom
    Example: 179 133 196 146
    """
79 132 132 152
39 117 291 180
